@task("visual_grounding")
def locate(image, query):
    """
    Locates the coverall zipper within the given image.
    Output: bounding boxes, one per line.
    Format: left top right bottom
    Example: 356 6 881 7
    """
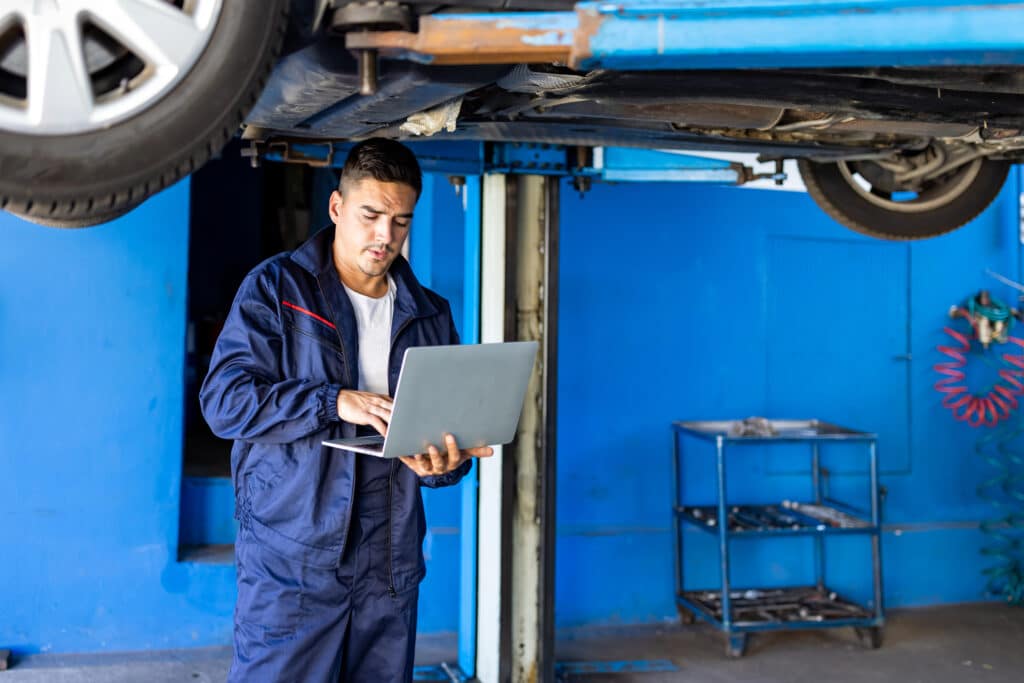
385 316 415 597
314 279 353 388
386 458 397 596
314 278 357 571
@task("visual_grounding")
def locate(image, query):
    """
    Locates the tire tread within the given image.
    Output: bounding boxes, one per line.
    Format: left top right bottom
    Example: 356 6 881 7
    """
1 1 289 228
799 157 1010 241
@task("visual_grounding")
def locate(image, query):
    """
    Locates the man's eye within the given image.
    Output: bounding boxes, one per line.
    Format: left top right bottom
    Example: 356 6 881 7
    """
361 213 375 221
395 220 410 229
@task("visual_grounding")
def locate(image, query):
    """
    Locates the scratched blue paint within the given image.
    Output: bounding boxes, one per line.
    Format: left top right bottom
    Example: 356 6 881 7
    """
578 1 1024 69
521 30 575 47
430 11 578 37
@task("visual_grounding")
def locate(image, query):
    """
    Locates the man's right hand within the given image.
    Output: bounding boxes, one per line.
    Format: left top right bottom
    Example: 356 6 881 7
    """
336 389 393 436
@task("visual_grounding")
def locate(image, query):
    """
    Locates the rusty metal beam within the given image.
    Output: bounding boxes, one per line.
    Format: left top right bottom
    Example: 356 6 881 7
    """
346 2 1024 71
346 13 578 66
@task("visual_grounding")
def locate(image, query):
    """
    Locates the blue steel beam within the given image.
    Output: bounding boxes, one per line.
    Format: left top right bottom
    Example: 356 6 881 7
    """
258 140 486 176
350 1 1024 70
458 175 482 678
577 0 1024 69
598 147 740 183
488 143 744 182
261 141 747 184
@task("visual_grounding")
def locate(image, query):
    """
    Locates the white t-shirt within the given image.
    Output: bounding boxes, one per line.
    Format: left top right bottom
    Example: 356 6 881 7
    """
342 275 397 396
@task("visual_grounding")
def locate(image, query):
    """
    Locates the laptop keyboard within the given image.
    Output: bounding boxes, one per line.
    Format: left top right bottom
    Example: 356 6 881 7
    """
347 435 385 445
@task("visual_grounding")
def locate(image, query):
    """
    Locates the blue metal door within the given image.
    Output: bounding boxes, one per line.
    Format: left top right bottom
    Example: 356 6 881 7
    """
765 236 911 472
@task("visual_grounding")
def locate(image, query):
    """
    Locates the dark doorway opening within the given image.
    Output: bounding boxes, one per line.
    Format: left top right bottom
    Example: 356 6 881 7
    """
179 140 329 556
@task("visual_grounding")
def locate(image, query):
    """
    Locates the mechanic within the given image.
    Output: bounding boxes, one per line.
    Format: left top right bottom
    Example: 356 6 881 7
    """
199 138 492 682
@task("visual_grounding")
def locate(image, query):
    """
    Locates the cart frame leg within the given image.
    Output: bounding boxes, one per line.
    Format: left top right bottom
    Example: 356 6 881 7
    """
726 632 748 658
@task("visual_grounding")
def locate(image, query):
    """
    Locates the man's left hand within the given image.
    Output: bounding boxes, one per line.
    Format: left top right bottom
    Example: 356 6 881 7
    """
400 433 493 477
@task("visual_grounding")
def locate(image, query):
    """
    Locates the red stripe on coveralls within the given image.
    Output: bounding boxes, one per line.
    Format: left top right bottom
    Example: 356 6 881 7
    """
282 300 337 329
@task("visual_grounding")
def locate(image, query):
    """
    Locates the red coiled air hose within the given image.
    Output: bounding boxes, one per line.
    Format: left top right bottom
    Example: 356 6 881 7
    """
934 326 1024 427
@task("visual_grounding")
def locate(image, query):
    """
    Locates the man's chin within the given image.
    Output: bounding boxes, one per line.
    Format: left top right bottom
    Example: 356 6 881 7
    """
359 260 391 277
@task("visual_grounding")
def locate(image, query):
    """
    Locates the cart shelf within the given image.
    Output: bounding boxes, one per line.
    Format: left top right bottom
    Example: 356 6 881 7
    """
676 503 877 537
674 419 875 443
671 418 885 657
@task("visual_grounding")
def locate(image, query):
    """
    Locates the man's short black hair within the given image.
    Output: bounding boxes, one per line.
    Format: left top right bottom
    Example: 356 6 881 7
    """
338 138 422 198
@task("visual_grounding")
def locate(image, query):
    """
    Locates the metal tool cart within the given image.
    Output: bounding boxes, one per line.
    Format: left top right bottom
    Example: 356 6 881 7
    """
671 419 884 657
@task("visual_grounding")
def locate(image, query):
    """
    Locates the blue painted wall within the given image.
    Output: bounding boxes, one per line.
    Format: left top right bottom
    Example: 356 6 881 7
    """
3 166 1020 654
0 180 236 655
555 170 1024 628
411 173 471 636
0 173 469 655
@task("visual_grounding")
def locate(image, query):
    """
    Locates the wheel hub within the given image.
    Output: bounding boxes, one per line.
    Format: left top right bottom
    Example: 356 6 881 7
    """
838 144 984 214
0 0 222 135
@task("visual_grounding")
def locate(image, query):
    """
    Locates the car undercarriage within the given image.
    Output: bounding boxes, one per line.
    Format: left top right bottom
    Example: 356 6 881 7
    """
4 0 1024 238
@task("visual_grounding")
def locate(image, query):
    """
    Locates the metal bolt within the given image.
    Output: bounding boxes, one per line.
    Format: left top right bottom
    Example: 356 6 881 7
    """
358 48 378 96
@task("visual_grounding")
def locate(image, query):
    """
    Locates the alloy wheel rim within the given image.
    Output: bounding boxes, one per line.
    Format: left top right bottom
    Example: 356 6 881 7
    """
0 0 223 135
837 150 983 214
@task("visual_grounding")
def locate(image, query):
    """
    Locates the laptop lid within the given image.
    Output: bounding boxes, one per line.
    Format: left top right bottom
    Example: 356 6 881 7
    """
323 341 538 458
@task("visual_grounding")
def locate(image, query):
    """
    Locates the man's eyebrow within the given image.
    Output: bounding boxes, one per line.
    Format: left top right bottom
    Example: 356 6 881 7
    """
359 204 414 219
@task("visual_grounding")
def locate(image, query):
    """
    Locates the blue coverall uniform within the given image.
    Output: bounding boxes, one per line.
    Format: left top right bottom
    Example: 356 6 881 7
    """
200 226 470 682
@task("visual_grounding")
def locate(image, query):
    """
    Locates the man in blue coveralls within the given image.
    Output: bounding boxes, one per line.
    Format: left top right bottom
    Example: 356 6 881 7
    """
200 138 492 682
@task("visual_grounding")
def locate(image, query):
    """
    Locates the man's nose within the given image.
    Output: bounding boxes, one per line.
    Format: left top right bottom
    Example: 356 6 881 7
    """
375 218 393 244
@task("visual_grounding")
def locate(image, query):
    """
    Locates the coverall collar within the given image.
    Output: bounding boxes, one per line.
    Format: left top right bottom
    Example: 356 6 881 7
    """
291 224 440 359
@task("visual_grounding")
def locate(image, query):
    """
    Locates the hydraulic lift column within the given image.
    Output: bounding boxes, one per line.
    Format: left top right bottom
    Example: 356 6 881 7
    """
476 174 559 683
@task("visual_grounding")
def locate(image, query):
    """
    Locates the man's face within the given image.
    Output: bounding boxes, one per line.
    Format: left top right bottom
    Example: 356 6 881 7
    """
329 178 417 278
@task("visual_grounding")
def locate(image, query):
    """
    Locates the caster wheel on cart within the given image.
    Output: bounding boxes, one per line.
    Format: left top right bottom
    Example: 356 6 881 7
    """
855 626 883 649
676 604 696 625
725 634 748 658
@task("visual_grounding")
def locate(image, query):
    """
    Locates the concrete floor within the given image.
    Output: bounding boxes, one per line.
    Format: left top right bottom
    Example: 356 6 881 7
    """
3 603 1021 682
556 602 1023 682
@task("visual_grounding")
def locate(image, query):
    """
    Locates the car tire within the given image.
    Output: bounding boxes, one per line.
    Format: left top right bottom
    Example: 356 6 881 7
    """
799 156 1010 241
3 205 136 229
0 0 288 228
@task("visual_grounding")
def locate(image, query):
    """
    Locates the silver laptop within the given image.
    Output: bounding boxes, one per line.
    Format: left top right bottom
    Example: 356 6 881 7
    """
322 341 538 458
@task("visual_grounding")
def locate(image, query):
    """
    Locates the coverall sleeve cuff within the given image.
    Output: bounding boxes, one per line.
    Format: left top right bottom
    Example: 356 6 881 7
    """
319 383 344 424
420 458 472 488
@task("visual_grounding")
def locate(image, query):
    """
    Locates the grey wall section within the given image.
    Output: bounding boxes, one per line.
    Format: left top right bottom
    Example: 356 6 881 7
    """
555 172 1023 628
0 181 237 655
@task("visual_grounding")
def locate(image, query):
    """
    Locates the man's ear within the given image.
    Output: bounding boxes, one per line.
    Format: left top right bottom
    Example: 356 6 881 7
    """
328 190 344 222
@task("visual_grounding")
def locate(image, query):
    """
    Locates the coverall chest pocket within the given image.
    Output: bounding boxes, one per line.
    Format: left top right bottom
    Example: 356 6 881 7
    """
280 306 346 380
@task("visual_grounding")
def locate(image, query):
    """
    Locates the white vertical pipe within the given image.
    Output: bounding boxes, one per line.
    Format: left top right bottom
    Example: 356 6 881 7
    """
476 173 507 683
